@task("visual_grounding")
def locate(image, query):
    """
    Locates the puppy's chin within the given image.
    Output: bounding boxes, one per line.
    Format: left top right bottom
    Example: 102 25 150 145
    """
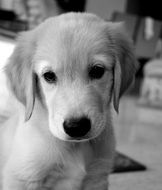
64 130 104 142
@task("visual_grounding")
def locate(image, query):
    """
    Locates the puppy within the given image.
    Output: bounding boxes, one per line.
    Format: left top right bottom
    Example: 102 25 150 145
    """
0 13 137 190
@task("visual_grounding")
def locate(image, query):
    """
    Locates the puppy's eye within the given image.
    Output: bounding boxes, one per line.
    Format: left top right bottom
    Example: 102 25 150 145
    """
89 65 105 80
43 71 57 83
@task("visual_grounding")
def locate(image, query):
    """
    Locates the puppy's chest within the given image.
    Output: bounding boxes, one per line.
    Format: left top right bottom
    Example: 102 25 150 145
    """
42 154 86 190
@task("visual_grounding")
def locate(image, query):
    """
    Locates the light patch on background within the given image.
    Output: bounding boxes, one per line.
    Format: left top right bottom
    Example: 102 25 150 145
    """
0 39 15 114
0 39 15 68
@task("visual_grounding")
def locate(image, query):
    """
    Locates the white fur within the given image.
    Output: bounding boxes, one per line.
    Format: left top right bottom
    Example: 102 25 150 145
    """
0 13 137 190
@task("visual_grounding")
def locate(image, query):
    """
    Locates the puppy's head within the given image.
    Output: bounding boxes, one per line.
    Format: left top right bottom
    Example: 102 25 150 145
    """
5 13 137 141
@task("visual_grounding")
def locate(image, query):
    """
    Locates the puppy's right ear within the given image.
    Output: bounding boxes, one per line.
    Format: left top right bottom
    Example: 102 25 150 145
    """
107 23 138 112
5 31 37 121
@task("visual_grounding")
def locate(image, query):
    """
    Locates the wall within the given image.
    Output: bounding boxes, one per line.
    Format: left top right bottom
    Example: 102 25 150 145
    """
86 0 126 20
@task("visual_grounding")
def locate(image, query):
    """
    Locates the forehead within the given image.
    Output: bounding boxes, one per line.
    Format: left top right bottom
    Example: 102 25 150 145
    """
34 14 113 71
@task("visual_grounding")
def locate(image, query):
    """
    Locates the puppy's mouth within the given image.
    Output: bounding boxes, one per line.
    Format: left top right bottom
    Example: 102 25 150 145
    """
66 134 91 142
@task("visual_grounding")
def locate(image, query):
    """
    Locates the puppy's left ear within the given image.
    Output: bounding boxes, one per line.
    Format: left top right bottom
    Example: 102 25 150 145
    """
108 22 138 112
5 31 37 121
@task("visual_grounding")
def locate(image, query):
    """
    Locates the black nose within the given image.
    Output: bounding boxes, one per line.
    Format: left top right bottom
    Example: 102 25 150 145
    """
63 116 91 138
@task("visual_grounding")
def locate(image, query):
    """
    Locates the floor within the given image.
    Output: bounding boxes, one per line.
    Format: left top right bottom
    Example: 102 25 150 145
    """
110 96 162 190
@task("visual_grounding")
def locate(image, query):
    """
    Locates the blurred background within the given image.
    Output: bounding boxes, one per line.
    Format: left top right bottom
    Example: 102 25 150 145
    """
0 0 162 190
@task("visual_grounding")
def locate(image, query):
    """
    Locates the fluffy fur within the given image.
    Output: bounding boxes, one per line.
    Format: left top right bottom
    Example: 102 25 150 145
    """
0 13 137 190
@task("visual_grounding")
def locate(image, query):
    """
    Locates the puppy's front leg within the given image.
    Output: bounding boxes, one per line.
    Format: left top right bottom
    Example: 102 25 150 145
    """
3 169 43 190
82 125 115 190
3 176 23 190
81 159 110 190
2 160 46 190
3 169 26 190
3 174 45 190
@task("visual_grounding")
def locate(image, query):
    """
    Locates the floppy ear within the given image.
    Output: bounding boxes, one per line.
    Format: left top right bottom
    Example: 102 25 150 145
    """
108 23 138 112
5 31 36 121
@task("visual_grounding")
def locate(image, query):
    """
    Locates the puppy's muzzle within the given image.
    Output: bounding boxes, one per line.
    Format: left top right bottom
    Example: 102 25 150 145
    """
63 116 91 139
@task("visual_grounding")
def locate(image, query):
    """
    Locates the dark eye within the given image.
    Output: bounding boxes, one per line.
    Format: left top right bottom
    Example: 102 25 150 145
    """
43 71 57 83
89 65 105 80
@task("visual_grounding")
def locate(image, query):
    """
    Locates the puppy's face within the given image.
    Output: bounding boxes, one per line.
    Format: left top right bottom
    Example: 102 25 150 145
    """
6 13 137 141
34 20 114 141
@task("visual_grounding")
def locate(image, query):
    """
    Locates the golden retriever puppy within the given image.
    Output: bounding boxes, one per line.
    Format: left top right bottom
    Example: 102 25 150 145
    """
0 13 137 190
